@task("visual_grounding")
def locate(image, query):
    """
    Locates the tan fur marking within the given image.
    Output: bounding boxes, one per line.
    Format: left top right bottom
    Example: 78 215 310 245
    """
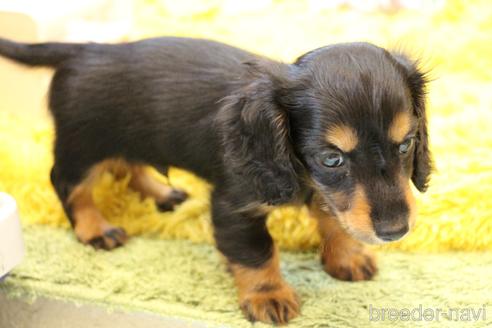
67 159 131 207
67 159 132 206
400 175 417 229
70 187 110 241
309 200 378 281
231 250 300 324
325 125 358 152
311 185 378 244
67 159 131 248
389 111 412 143
69 180 126 248
232 250 282 296
129 166 175 203
329 191 350 210
337 184 378 243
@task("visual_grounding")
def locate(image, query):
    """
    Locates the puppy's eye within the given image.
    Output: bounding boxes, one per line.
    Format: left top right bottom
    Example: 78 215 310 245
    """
320 150 344 168
399 138 414 154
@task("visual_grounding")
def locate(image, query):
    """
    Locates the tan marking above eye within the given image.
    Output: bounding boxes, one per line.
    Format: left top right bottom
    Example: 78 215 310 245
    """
389 111 413 143
325 125 358 152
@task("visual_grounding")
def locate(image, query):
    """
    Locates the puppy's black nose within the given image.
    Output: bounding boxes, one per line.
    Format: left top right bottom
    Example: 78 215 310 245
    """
375 223 409 242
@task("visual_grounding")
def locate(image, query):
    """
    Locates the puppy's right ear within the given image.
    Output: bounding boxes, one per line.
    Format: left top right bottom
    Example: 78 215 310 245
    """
217 61 300 205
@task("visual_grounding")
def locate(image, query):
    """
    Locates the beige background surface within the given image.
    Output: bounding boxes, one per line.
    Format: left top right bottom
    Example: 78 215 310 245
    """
0 12 52 118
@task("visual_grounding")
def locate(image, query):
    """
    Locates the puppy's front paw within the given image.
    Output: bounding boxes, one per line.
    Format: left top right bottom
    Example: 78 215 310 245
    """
322 244 377 281
240 283 300 325
156 188 188 212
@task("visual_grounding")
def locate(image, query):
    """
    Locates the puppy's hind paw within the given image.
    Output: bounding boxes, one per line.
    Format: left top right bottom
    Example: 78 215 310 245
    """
156 188 188 212
85 227 128 250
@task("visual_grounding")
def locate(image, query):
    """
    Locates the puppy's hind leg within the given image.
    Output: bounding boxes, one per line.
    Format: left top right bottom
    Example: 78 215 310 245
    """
129 165 187 212
50 161 128 250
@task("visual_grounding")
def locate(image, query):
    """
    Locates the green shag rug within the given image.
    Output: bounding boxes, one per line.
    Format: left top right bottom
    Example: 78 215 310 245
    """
1 225 491 327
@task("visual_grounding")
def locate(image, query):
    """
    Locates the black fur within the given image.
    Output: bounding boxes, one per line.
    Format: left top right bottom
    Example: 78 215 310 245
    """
0 37 431 267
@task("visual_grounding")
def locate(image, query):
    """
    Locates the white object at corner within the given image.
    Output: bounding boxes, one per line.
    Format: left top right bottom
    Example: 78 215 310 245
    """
0 192 25 279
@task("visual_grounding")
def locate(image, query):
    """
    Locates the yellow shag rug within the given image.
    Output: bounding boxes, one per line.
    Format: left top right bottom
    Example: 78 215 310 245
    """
1 0 491 252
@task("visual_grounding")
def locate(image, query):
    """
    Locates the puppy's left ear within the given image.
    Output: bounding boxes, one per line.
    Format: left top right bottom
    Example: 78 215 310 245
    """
218 61 300 205
392 53 432 192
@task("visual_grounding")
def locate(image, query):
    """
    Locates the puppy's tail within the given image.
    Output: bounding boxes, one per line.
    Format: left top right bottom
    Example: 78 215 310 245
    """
0 37 83 67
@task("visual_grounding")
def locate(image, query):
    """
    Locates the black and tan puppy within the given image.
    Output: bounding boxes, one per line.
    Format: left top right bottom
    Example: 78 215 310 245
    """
0 37 431 324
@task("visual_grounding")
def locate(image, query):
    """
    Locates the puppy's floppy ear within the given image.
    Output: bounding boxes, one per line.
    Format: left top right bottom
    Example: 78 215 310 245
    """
218 61 300 205
392 53 432 192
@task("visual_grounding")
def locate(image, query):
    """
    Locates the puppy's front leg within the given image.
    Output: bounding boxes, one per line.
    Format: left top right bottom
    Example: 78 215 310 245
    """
230 250 300 325
212 192 299 325
310 202 378 281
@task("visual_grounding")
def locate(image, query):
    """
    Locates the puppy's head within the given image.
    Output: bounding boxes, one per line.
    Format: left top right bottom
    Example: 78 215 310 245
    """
219 43 431 244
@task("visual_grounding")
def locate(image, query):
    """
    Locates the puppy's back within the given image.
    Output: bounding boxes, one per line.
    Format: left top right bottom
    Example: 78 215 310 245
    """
0 37 263 179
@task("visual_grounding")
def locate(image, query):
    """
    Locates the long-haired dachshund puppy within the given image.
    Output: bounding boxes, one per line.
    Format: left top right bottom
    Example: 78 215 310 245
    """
0 36 431 324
